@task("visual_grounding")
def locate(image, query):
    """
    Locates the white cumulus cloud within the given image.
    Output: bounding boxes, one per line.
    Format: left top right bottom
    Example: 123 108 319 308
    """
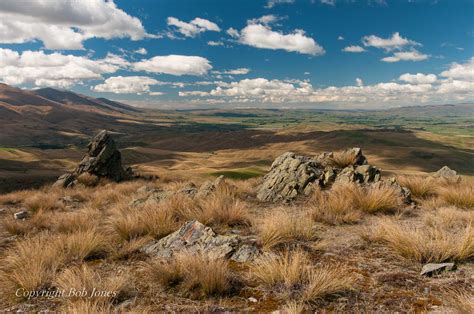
440 57 474 81
399 73 437 84
92 76 159 94
167 17 220 38
362 32 420 51
342 45 366 53
0 48 126 87
238 24 324 55
381 50 428 62
133 55 212 76
265 0 295 9
0 0 149 50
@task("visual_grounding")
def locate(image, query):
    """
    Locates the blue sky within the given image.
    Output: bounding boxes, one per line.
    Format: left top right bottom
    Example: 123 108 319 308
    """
0 0 473 109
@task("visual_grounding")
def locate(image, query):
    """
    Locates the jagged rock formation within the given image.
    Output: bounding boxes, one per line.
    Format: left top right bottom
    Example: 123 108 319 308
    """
142 220 259 262
54 130 131 188
129 175 225 207
431 166 461 182
257 148 381 202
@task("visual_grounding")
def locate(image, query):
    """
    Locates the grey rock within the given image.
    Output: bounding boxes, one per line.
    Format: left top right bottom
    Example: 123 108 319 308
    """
355 164 381 183
14 210 28 220
181 182 198 197
54 130 131 187
257 152 324 202
129 188 171 207
142 220 237 259
374 178 412 204
53 173 77 188
197 175 225 198
142 220 258 262
432 166 461 182
420 263 456 276
231 244 260 263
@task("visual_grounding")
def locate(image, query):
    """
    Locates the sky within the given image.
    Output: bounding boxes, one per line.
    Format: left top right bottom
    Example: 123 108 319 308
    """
0 0 473 109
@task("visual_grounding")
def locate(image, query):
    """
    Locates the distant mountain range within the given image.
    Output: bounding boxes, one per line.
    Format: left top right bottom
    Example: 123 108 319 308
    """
0 83 141 147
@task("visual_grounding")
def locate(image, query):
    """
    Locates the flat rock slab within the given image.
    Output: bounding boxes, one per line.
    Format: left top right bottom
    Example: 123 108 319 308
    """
142 220 258 262
420 263 456 276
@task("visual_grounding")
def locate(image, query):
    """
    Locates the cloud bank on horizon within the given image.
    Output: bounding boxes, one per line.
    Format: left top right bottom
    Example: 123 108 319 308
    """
0 0 472 109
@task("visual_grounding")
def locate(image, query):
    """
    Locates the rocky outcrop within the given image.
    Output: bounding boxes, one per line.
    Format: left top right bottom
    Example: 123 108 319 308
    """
420 262 456 276
54 130 131 188
257 148 381 202
432 166 461 183
142 220 259 262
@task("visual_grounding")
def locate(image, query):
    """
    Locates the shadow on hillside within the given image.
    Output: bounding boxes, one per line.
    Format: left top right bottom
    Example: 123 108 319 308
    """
147 128 474 175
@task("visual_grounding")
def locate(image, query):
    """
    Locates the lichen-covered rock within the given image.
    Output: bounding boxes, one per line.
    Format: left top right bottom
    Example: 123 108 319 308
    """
142 220 258 262
258 149 382 202
54 130 131 187
374 178 412 204
196 175 225 198
53 173 77 188
75 130 127 181
432 166 461 182
257 152 324 202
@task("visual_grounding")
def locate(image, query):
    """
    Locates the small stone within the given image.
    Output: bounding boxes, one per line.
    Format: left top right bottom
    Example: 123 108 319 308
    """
14 210 28 220
420 263 456 276
248 297 258 303
432 166 461 183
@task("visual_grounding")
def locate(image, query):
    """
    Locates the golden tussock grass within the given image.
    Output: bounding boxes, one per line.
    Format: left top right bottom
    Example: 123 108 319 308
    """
437 181 474 209
24 192 65 212
0 234 66 299
108 203 177 241
249 249 356 301
329 150 358 168
141 253 232 299
445 289 474 313
257 209 316 249
281 301 306 314
61 229 111 262
352 184 403 214
369 209 474 263
397 175 437 199
60 300 113 314
54 264 130 304
3 209 52 236
54 207 102 233
310 185 362 225
310 182 402 225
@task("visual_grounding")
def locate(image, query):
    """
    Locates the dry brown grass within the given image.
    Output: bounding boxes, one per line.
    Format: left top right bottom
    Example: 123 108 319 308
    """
445 289 474 313
60 300 114 314
302 264 356 302
437 181 474 209
310 185 362 225
329 150 358 168
369 209 474 262
397 175 436 199
3 209 51 236
109 203 177 241
249 249 356 301
0 234 65 299
54 207 102 233
61 229 110 262
24 192 65 212
281 301 306 314
257 209 317 249
141 253 232 299
352 184 403 214
76 173 100 187
54 264 130 304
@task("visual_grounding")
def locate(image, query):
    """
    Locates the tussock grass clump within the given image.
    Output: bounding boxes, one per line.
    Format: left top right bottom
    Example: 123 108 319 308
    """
3 210 52 236
445 289 474 313
437 181 474 209
310 182 403 225
369 210 474 263
353 184 403 214
109 204 177 241
249 249 356 301
329 150 358 168
258 209 316 249
54 264 130 304
0 234 66 298
142 254 232 299
397 175 437 199
60 300 114 314
61 229 110 262
24 192 65 212
310 185 362 225
54 207 102 233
